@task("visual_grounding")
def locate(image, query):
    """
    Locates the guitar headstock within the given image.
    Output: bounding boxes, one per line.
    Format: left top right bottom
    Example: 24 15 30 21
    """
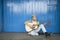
46 22 51 24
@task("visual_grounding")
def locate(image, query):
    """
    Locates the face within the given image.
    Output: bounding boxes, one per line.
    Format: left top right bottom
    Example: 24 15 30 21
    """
32 15 36 21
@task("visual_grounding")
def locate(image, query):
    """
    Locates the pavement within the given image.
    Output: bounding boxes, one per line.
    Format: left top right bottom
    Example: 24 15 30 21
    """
0 33 60 40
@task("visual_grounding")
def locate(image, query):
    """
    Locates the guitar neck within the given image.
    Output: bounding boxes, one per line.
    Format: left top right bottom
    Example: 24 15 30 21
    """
42 22 50 25
43 23 47 25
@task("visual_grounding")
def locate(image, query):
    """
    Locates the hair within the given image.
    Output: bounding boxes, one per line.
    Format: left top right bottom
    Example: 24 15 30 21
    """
32 15 36 17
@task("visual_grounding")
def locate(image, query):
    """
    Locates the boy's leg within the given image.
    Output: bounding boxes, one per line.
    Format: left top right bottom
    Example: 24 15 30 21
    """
33 24 47 33
40 24 50 37
41 24 47 33
28 31 39 36
33 24 47 36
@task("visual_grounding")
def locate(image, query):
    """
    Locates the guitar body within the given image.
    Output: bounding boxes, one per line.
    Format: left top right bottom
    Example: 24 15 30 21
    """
25 23 38 32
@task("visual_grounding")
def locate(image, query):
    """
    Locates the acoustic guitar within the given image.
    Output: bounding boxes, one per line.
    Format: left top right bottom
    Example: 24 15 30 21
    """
25 22 50 32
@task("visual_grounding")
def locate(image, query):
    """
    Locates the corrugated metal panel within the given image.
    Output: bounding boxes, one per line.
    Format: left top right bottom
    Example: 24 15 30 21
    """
3 0 60 33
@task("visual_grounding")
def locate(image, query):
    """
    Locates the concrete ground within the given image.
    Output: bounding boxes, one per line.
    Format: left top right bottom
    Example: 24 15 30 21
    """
0 33 60 40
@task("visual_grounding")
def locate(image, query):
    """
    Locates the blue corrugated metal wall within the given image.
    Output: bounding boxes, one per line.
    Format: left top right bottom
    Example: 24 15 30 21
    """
0 0 60 33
